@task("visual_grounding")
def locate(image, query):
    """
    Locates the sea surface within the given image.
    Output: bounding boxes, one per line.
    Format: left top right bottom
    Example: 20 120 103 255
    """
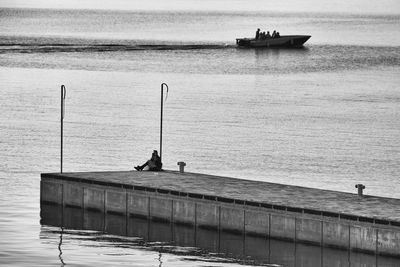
1 4 400 266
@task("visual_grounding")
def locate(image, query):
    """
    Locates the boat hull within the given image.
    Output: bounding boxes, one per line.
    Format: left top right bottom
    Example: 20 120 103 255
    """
236 35 311 48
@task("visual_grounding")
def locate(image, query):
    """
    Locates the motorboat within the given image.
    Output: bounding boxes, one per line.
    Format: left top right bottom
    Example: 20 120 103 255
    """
236 35 311 48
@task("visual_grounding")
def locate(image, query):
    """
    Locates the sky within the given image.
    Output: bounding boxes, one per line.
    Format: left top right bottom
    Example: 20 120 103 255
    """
1 0 400 14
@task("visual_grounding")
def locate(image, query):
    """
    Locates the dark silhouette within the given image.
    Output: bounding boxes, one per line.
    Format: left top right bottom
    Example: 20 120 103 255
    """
255 28 260 40
272 30 276 38
135 150 162 171
266 31 271 38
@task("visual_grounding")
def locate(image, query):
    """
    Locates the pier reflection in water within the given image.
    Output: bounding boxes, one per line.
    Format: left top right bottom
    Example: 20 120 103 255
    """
40 204 400 267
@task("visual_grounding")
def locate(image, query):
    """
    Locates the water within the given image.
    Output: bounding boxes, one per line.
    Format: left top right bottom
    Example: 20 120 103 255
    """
1 3 400 266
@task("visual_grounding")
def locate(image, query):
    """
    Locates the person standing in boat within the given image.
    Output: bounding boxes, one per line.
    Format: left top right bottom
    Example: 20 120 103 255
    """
266 31 271 38
134 150 162 171
255 28 260 40
272 30 276 38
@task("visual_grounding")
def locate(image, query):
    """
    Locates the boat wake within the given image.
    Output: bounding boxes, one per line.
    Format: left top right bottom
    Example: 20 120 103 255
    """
0 43 235 54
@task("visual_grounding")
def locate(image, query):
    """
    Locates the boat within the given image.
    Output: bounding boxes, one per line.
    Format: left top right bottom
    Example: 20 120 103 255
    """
236 35 311 48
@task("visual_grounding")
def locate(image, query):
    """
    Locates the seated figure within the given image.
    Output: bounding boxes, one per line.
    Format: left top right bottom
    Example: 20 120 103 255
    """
134 150 162 171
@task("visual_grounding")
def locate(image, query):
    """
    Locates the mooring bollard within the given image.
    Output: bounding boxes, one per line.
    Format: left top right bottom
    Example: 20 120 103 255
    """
355 184 365 196
177 162 186 173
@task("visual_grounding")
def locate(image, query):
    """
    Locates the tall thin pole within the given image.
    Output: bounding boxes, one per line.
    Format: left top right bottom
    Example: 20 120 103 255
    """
160 83 168 162
61 85 66 173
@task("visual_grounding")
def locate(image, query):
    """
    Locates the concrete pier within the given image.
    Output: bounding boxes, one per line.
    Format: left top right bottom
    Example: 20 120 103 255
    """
40 170 400 257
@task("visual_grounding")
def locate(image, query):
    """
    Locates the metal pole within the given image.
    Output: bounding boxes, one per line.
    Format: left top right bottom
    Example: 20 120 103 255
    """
160 83 168 162
61 85 66 173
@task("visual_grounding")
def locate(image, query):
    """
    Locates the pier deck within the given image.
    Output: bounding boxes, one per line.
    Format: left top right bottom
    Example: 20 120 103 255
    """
42 170 400 223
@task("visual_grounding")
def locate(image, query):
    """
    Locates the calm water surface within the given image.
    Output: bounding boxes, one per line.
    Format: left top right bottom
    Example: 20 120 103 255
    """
1 5 400 267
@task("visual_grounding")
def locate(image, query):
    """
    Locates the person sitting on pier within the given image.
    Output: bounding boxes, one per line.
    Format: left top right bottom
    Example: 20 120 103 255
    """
255 28 260 40
134 150 162 171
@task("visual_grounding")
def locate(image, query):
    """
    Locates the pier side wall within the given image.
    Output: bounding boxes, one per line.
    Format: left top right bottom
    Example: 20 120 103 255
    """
40 177 400 257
